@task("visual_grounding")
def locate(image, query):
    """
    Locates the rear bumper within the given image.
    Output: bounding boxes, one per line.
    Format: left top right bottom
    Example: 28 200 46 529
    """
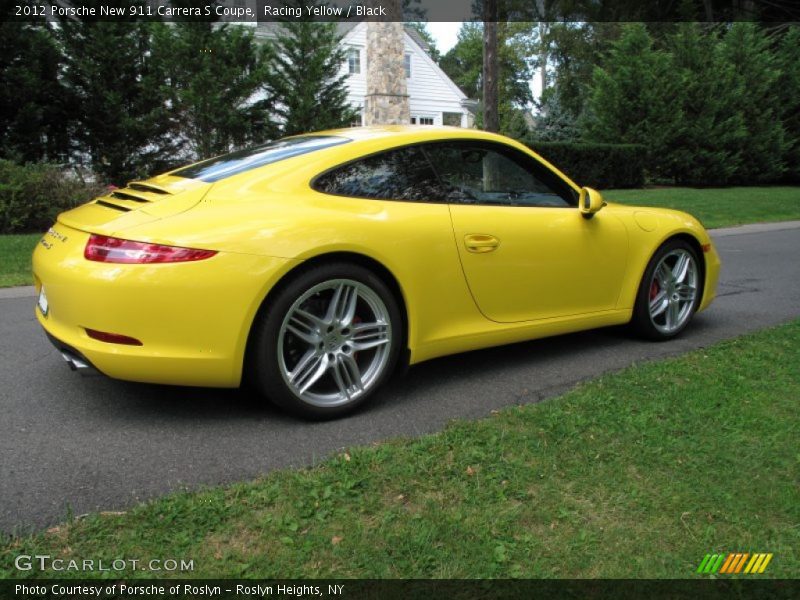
33 223 298 387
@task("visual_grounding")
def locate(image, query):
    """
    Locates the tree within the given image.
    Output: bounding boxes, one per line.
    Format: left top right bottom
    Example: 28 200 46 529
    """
440 22 483 99
721 23 786 183
440 22 534 136
775 26 800 182
664 22 746 184
153 19 274 160
56 14 178 184
540 22 621 122
483 17 499 133
584 24 683 179
0 20 69 163
533 89 582 141
265 19 356 137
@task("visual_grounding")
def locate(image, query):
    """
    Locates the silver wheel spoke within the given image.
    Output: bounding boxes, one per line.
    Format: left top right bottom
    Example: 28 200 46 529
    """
332 354 363 399
326 283 358 326
286 309 322 344
655 263 672 288
330 358 350 400
649 291 668 317
672 253 690 283
291 352 329 394
351 321 390 351
666 300 680 329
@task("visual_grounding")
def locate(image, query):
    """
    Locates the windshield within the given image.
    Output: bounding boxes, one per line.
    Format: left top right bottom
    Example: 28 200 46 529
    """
172 135 350 182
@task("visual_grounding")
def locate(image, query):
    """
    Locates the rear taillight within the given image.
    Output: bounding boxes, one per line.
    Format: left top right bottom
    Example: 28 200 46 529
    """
84 235 217 264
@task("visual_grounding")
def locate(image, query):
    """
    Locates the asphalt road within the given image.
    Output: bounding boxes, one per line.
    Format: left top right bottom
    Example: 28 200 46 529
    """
2 223 799 534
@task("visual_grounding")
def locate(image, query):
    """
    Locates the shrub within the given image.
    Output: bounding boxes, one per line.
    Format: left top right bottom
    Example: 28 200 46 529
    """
0 160 107 234
522 140 646 189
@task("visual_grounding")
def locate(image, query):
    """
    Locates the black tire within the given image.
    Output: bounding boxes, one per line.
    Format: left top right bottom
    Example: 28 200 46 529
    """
631 238 702 341
247 262 403 419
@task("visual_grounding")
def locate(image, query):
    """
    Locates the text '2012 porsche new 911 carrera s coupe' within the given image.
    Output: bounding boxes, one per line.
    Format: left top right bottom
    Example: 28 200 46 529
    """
33 126 720 418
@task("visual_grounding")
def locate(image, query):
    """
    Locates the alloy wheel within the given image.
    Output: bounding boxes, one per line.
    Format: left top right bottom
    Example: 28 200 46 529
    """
277 279 392 407
647 249 699 335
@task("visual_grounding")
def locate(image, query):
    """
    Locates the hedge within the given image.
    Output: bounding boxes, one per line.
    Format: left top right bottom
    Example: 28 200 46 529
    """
0 160 107 234
522 140 646 189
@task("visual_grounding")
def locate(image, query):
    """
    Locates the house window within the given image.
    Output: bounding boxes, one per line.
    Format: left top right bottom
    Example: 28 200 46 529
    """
347 48 360 75
404 53 411 78
411 116 435 125
443 112 462 127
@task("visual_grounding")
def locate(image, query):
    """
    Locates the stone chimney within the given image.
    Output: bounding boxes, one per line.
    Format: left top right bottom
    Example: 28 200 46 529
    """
364 17 410 125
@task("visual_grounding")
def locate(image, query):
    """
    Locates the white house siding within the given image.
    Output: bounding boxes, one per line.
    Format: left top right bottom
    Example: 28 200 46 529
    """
339 23 471 127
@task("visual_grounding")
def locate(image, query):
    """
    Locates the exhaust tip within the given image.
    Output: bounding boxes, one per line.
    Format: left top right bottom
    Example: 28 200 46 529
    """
60 351 96 376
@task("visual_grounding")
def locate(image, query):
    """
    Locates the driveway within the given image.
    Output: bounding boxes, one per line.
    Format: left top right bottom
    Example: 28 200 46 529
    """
1 223 799 534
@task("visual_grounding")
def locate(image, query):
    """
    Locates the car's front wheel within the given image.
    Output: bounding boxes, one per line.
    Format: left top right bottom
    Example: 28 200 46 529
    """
249 262 402 419
631 239 702 340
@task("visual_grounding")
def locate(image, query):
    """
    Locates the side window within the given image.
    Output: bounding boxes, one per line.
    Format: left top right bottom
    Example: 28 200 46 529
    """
423 142 576 207
313 146 446 202
347 48 360 75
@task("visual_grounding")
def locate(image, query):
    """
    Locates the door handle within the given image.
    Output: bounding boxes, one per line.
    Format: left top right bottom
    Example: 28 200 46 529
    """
464 234 500 253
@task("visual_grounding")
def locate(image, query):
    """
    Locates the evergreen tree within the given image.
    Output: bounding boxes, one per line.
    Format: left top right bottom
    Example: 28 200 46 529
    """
56 14 177 184
665 22 746 185
775 26 800 182
533 89 582 141
584 24 683 179
721 23 786 183
0 20 69 163
152 19 274 160
265 19 356 137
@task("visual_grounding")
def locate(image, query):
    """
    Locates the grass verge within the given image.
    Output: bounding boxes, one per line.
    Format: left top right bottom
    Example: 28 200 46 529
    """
0 233 40 287
605 186 800 229
2 320 799 579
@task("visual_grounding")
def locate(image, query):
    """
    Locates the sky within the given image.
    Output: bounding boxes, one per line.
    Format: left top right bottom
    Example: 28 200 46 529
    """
426 22 462 53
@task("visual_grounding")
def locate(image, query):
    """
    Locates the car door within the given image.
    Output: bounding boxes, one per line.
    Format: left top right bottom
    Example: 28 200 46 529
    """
425 141 629 323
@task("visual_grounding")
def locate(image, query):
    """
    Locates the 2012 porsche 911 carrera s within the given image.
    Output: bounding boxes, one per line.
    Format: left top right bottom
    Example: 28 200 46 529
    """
33 126 720 418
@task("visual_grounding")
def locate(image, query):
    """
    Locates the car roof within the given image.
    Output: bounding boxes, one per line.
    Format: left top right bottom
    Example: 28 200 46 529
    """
307 125 514 144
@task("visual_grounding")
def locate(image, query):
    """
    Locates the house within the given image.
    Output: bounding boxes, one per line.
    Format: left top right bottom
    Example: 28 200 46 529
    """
255 22 478 128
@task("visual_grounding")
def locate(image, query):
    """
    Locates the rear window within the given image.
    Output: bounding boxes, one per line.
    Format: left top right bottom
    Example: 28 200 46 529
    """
173 136 350 182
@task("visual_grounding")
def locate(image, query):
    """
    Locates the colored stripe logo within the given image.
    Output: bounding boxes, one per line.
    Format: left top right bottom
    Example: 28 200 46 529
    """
696 553 773 574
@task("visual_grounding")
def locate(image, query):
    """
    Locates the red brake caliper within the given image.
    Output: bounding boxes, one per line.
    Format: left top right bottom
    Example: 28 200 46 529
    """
649 280 659 300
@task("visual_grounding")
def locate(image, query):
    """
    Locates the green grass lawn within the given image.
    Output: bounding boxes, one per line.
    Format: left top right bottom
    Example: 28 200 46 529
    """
2 320 798 579
606 186 800 229
0 233 40 287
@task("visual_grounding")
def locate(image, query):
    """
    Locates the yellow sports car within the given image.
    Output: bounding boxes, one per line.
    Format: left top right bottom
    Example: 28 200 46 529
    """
33 126 720 418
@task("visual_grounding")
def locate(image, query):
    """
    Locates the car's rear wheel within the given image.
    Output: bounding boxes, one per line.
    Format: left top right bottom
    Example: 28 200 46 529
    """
249 262 402 419
631 239 702 340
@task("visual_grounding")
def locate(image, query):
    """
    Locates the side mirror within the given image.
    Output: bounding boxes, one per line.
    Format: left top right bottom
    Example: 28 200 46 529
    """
579 187 605 219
